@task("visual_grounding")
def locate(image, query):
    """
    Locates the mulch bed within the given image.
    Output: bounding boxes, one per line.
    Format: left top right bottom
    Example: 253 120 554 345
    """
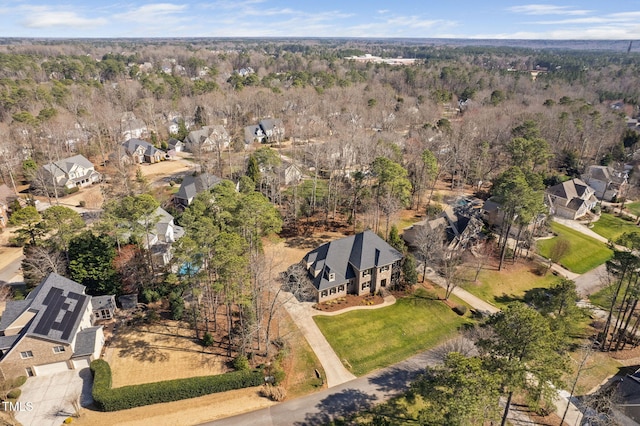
313 294 385 312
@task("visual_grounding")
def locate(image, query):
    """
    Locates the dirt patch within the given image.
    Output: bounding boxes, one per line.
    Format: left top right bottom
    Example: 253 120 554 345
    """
313 294 385 312
75 387 274 426
106 320 228 387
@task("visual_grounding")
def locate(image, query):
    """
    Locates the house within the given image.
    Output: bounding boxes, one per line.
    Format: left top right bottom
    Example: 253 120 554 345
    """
168 138 184 153
303 230 403 302
612 369 640 425
582 165 629 202
0 273 111 379
244 118 285 144
175 173 222 206
546 178 597 220
40 155 101 190
91 295 116 321
140 207 185 266
404 198 484 252
122 139 166 164
0 184 17 230
283 163 303 186
121 113 148 140
184 125 230 153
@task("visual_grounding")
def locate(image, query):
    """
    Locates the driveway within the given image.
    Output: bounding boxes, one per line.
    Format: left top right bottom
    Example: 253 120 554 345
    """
15 367 93 426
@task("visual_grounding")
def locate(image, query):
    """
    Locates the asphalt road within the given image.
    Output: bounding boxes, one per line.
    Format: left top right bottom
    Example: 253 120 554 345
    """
205 348 440 426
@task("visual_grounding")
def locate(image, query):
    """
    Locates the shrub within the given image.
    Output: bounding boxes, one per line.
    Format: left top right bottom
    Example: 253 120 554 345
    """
6 389 20 399
65 186 80 195
90 359 263 412
11 376 27 387
78 200 86 208
202 332 214 347
64 417 73 424
141 289 160 303
233 355 250 371
452 305 467 316
259 385 287 401
169 293 184 320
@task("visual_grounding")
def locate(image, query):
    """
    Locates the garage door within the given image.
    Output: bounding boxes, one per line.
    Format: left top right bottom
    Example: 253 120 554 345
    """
33 361 70 376
72 358 91 370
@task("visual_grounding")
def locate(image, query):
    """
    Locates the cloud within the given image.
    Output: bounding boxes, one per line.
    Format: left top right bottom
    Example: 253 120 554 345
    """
22 10 107 29
115 3 187 22
508 4 592 16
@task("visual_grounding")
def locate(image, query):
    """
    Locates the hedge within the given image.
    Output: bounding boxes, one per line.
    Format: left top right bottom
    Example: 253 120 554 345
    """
90 359 264 411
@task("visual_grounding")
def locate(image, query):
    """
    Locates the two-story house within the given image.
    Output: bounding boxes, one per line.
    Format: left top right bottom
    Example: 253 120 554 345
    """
122 139 166 164
546 178 597 220
244 118 285 144
184 125 231 153
40 155 101 190
582 165 629 202
140 207 185 266
0 273 115 379
303 230 403 302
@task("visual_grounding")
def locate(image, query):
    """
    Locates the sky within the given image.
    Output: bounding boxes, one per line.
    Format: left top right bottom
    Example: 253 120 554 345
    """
1 1 640 39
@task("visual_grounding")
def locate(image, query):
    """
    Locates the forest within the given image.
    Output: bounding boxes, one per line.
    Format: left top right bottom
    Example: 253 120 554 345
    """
1 38 640 421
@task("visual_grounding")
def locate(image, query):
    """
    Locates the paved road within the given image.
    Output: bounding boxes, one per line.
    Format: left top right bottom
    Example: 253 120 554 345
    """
207 344 453 426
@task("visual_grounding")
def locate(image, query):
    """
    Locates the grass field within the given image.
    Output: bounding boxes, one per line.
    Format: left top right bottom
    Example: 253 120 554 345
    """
314 289 469 376
538 222 613 274
626 202 640 217
460 262 561 309
591 213 639 242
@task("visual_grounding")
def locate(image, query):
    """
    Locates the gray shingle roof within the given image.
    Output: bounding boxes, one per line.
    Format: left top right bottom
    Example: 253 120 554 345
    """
175 173 221 204
91 296 116 312
122 138 164 157
0 300 31 331
304 230 403 291
73 326 101 357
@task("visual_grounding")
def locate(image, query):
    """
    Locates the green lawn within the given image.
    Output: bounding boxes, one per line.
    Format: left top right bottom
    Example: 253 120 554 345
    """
591 213 639 242
314 290 469 376
538 222 613 274
626 201 640 217
460 264 560 309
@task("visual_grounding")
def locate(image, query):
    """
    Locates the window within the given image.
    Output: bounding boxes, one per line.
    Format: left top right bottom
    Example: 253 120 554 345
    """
330 287 337 295
25 367 34 377
361 282 370 290
20 351 33 359
321 290 328 297
338 285 345 292
362 269 371 277
53 346 65 354
328 272 335 282
380 265 390 272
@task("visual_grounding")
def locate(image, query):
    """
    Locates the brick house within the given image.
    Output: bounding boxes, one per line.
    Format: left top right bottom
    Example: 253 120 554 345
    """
0 273 113 379
303 230 403 302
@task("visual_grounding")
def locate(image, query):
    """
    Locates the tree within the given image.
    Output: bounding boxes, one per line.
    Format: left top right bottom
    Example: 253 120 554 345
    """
9 206 45 246
41 206 85 254
490 167 545 270
479 303 568 424
387 224 405 253
68 231 120 295
411 352 502 426
246 154 261 188
401 253 418 289
371 157 412 238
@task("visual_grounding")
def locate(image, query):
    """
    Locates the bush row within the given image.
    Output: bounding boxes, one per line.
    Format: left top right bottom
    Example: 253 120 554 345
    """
90 359 264 411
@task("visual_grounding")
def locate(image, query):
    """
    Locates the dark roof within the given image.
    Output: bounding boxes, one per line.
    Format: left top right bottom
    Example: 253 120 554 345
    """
0 273 90 345
584 165 627 184
73 326 101 357
175 173 221 203
0 300 31 331
118 294 138 310
0 335 18 351
304 230 403 291
546 178 592 201
244 124 262 143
